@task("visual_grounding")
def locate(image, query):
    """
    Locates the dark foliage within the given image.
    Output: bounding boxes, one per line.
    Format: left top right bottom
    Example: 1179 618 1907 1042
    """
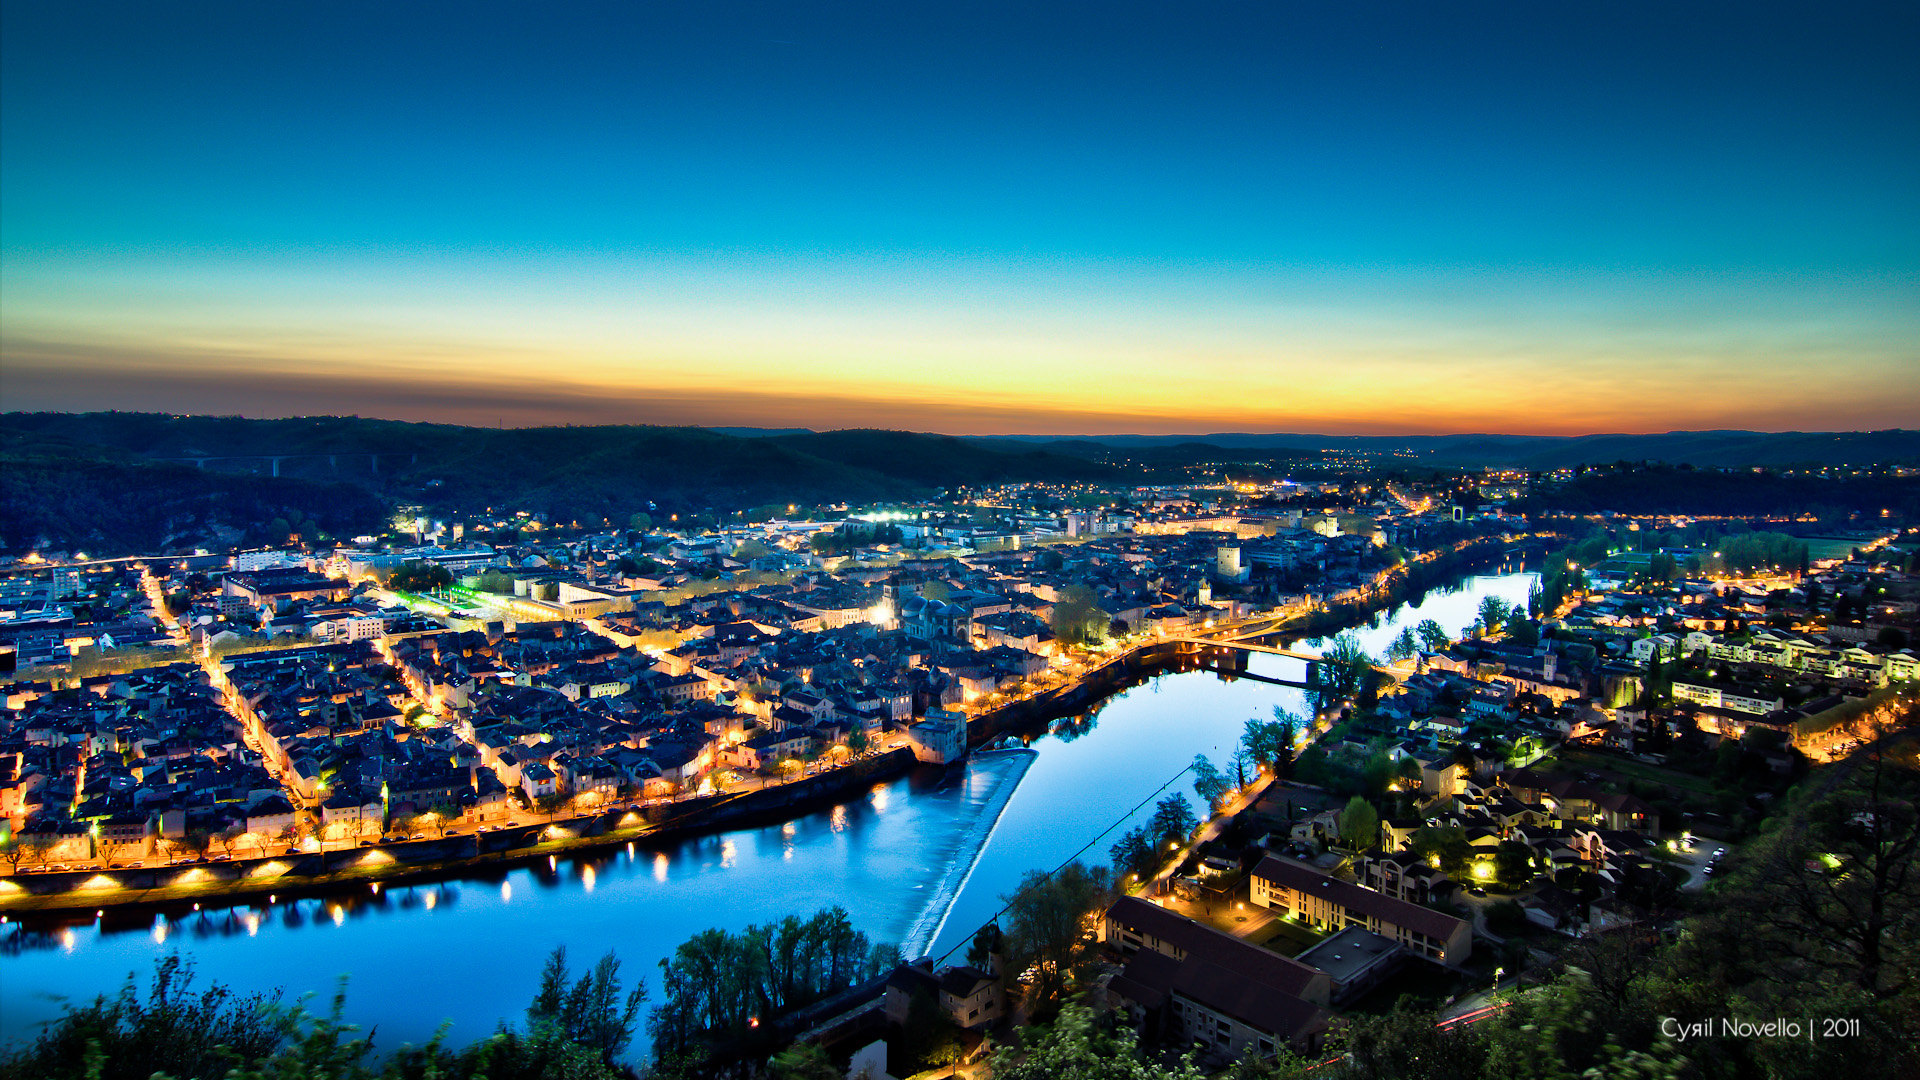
0 450 387 556
1 413 1120 529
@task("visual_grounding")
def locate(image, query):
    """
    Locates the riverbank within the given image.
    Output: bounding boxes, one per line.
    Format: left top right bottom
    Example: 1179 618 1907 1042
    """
0 747 923 917
962 533 1542 741
2 535 1539 919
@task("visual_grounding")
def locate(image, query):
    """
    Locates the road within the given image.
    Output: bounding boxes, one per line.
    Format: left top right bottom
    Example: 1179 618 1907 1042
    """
1147 772 1279 890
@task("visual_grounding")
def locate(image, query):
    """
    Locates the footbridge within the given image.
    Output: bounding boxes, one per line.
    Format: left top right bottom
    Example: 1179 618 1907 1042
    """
1165 636 1321 662
1164 636 1320 688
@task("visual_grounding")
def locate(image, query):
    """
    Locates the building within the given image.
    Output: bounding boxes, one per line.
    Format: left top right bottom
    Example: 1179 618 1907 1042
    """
882 960 1005 1032
908 709 968 765
1294 926 1406 1004
1102 896 1333 1061
1249 856 1472 966
1671 677 1785 716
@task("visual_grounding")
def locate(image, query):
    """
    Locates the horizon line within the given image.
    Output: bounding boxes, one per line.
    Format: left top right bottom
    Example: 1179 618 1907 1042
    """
4 408 1915 443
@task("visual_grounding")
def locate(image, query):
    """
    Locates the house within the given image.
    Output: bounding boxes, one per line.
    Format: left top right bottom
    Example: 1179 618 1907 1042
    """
881 961 1005 1032
937 966 1003 1030
245 794 297 838
1358 850 1453 905
1419 756 1464 798
908 709 968 765
1249 855 1472 967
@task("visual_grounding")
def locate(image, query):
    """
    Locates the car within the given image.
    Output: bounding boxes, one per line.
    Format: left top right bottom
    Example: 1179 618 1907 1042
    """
358 840 375 847
1714 847 1727 857
1469 886 1487 896
1702 864 1714 875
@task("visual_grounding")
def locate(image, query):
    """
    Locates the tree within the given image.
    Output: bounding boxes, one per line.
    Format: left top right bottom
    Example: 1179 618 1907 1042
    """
1109 827 1159 882
1 835 51 873
768 1044 841 1080
1313 634 1375 707
176 830 211 862
1493 839 1536 889
0 955 292 1080
1 952 646 1080
650 906 893 1061
1148 794 1198 846
215 824 248 859
534 791 571 821
1705 749 1920 1002
1228 746 1255 789
1338 795 1380 850
1242 712 1298 775
427 803 460 837
1386 626 1419 662
472 570 515 594
999 863 1115 1015
1409 825 1472 878
526 945 648 1063
988 1002 1206 1080
1340 1000 1489 1080
1475 595 1510 637
1415 618 1452 653
1049 584 1108 646
386 561 453 594
967 922 1005 972
1192 754 1230 809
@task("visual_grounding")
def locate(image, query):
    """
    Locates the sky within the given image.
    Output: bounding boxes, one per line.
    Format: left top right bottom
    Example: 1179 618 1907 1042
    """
2 1 1916 436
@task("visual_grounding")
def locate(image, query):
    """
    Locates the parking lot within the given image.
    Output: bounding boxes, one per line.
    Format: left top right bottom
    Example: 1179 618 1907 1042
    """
1666 836 1732 891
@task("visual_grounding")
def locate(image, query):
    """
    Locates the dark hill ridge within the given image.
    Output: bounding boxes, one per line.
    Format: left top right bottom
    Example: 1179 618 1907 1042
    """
0 414 1119 553
767 429 1115 487
979 428 1920 467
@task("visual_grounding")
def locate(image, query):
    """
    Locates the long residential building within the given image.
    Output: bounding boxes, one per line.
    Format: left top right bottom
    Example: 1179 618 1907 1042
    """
1101 896 1334 1061
1249 855 1473 967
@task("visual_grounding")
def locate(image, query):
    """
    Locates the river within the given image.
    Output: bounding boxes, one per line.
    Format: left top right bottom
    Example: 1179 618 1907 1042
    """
0 570 1537 1056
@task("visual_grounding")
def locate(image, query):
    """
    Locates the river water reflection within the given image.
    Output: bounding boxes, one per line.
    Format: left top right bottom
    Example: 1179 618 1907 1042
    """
1 571 1535 1055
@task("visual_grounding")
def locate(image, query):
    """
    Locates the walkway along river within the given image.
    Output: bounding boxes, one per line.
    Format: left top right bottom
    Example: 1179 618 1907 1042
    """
0 567 1539 1055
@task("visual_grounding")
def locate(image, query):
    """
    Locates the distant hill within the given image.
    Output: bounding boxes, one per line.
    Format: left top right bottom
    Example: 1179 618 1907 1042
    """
988 428 1920 468
0 444 389 556
1513 465 1920 519
6 412 1913 555
768 429 1116 487
0 414 1120 551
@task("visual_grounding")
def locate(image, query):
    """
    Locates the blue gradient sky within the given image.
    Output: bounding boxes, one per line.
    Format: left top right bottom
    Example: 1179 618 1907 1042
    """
3 1 1916 434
